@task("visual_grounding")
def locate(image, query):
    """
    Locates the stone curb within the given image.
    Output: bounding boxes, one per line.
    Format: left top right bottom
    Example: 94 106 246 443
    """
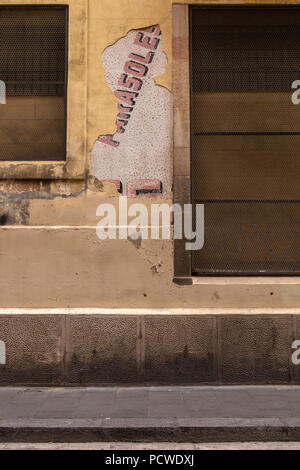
0 417 299 443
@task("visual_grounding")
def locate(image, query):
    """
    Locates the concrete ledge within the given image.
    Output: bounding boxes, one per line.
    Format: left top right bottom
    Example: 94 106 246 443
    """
0 308 299 315
0 417 299 443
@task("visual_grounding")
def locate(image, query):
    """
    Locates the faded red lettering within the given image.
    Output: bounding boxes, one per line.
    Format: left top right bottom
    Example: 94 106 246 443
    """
97 134 119 147
143 25 161 36
118 103 133 113
127 179 163 198
115 119 128 134
114 89 138 106
118 74 143 91
124 60 148 78
117 111 131 120
134 32 160 50
128 51 154 64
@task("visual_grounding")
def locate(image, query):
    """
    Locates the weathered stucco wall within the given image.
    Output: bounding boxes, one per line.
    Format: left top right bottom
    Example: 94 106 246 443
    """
1 0 300 310
2 0 300 386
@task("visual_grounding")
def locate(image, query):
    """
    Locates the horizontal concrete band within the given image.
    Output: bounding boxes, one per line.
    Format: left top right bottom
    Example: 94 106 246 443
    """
0 226 172 230
0 418 299 443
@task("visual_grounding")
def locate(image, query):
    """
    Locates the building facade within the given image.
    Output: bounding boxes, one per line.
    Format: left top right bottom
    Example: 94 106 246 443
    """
0 0 300 386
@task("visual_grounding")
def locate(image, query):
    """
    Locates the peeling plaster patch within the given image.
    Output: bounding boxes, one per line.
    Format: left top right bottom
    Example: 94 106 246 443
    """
151 265 159 275
90 177 104 192
91 25 173 198
57 183 72 197
0 181 85 225
129 233 142 250
212 292 220 302
0 199 30 225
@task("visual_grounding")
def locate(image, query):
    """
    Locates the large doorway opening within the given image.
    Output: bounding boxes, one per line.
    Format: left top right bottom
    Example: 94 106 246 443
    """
191 6 300 275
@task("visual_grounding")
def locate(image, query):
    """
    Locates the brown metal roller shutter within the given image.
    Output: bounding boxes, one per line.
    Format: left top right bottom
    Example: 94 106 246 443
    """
191 6 300 275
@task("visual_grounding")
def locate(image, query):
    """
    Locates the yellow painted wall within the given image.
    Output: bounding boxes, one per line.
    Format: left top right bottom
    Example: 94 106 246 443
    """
1 0 300 309
87 0 172 147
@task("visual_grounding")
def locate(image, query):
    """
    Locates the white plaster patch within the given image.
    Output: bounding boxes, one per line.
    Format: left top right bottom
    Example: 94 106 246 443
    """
91 25 173 197
0 340 6 365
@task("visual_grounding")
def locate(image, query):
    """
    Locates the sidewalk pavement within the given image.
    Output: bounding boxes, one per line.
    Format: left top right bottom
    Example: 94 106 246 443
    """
3 442 300 450
0 385 300 442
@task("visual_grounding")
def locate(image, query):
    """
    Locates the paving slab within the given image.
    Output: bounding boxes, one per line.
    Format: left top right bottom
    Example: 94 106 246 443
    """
3 442 300 450
0 386 299 442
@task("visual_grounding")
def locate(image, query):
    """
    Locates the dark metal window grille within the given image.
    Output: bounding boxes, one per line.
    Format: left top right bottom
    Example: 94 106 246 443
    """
0 6 68 161
190 6 300 275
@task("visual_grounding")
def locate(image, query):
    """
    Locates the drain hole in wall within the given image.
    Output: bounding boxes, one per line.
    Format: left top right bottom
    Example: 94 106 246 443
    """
0 214 8 226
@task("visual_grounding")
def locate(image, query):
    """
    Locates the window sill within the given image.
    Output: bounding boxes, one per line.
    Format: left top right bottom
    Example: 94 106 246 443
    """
0 161 85 180
174 276 300 286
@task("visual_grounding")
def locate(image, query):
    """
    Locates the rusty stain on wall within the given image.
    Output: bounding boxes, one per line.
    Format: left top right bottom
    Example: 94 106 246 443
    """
91 25 173 198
